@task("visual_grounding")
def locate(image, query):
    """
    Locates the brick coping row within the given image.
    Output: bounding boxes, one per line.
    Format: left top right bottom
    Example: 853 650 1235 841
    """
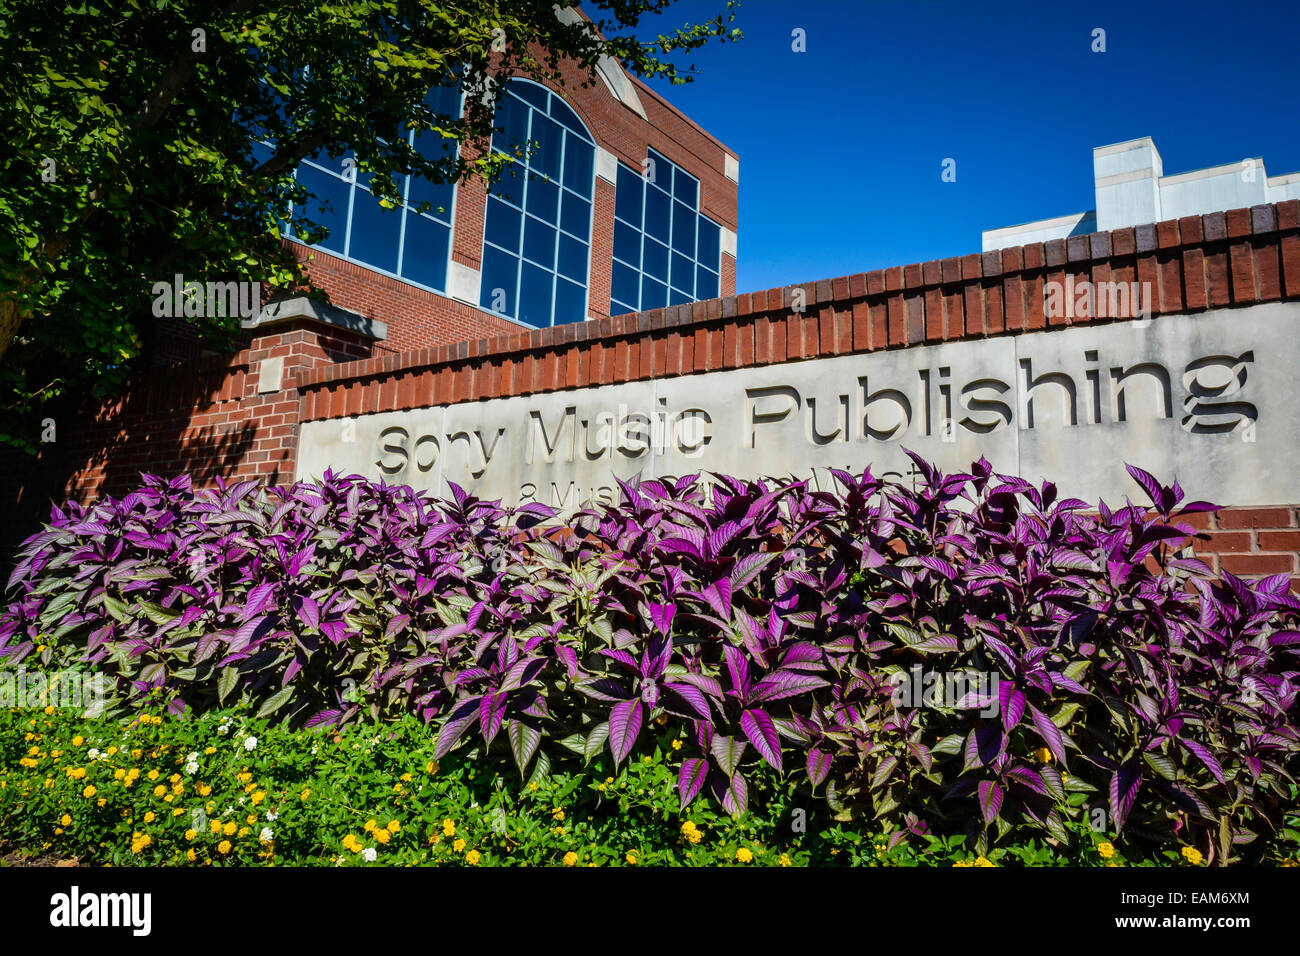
282 197 1300 400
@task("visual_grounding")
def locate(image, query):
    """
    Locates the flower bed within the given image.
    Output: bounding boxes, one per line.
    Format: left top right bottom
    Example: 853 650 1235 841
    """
2 456 1299 864
1 703 1273 866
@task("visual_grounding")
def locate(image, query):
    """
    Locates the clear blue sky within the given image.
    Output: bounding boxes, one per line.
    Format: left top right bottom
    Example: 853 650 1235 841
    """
630 0 1300 295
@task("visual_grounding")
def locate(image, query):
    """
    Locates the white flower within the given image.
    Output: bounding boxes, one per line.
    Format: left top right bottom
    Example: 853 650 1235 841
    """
88 748 101 760
217 723 230 736
187 751 199 761
310 745 318 755
184 760 199 775
362 847 377 862
259 827 274 844
265 809 278 822
243 737 258 751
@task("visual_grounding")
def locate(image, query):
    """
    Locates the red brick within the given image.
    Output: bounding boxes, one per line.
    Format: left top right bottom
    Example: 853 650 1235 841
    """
1229 242 1257 303
1216 507 1294 530
1259 530 1300 551
1220 553 1295 576
1202 531 1253 553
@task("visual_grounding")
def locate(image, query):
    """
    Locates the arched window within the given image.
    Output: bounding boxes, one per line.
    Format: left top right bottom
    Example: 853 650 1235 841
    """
261 83 460 294
479 78 596 327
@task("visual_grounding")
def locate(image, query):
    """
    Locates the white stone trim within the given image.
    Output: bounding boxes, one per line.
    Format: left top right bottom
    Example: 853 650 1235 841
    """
596 146 618 183
724 153 740 184
720 226 737 258
257 356 284 395
447 261 481 307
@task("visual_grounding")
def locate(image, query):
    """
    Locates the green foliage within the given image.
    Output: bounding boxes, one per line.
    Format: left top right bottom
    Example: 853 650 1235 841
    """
0 0 740 449
5 701 1295 866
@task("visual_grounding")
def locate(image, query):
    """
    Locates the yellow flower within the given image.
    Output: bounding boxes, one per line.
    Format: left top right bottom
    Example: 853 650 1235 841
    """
387 820 400 833
185 829 197 841
251 791 266 806
625 851 638 865
173 808 184 817
736 847 753 863
72 736 84 747
211 820 222 834
54 827 64 835
82 785 96 798
1182 846 1204 866
1281 859 1298 868
153 785 166 798
218 840 231 854
453 838 466 853
465 850 480 865
164 794 174 804
779 853 792 867
374 828 391 845
238 827 250 838
671 739 682 751
60 814 71 826
147 769 159 781
400 773 413 783
443 819 456 838
527 782 538 792
143 811 155 824
1097 842 1115 859
973 856 996 867
247 815 258 826
299 789 310 801
425 761 439 774
223 821 237 836
113 768 125 780
107 746 117 756
186 849 196 862
204 747 216 755
552 808 565 821
44 705 54 715
563 851 578 866
364 819 376 833
1034 747 1052 763
198 785 211 797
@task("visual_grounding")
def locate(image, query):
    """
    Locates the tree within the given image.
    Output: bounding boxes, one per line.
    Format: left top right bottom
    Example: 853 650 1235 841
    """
0 0 739 451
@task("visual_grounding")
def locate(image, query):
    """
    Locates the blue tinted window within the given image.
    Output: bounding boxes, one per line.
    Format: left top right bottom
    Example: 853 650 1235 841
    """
555 278 586 324
612 261 639 306
523 215 556 268
671 252 694 295
519 261 553 327
610 151 725 314
484 197 521 253
481 78 594 326
696 266 719 300
294 163 350 254
642 239 668 282
615 165 643 227
697 218 720 269
557 234 588 283
613 220 640 266
525 174 559 223
562 138 594 194
642 278 668 309
402 209 451 290
480 245 519 316
285 84 459 293
644 185 670 244
671 201 695 256
560 192 590 237
348 188 401 274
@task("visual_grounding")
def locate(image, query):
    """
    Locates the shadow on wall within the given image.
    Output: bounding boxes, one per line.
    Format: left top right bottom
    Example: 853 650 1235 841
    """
0 371 263 579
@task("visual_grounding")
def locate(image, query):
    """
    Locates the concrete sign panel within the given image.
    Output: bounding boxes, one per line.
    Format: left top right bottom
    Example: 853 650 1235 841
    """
297 303 1297 509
